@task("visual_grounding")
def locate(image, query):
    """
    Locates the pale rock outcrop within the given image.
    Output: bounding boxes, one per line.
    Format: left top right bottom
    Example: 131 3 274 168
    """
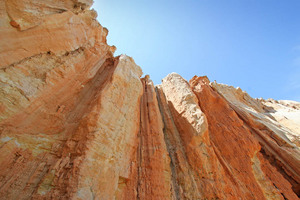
0 0 115 122
161 73 208 136
0 0 110 68
211 82 300 147
260 99 300 146
72 55 143 200
5 0 93 31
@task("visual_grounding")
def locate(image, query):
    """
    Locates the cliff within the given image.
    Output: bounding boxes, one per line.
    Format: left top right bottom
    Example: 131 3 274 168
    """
0 1 299 199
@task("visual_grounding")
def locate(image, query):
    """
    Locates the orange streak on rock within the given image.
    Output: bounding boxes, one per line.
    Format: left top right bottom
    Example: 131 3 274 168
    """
135 76 173 200
190 75 298 199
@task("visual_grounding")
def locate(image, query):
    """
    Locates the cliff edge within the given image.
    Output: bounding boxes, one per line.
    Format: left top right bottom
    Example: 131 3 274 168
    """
0 1 299 199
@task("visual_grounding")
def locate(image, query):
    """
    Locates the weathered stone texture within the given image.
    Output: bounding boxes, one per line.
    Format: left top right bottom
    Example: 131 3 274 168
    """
0 0 299 199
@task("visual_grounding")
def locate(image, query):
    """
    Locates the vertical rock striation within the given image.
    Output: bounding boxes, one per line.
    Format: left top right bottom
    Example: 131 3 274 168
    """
156 74 231 200
190 76 299 199
0 1 143 199
0 0 299 199
210 80 300 196
136 76 173 199
0 54 143 199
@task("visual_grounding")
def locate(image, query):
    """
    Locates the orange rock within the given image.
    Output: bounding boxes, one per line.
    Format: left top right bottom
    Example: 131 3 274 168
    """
190 75 299 199
134 76 173 200
210 79 300 195
0 0 299 199
158 73 233 199
0 0 108 68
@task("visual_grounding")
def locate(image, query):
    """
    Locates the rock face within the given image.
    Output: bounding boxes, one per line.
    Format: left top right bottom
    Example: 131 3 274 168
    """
0 1 299 199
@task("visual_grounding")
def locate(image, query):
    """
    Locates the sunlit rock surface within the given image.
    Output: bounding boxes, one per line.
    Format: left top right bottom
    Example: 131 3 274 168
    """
0 0 299 199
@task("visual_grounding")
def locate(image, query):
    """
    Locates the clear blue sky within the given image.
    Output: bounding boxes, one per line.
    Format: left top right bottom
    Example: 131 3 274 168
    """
93 0 300 101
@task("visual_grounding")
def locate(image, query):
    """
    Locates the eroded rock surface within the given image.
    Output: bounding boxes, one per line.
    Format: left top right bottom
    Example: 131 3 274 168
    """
0 0 299 199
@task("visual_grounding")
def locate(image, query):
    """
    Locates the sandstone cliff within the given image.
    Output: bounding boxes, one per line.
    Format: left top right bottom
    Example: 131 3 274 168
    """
0 1 299 199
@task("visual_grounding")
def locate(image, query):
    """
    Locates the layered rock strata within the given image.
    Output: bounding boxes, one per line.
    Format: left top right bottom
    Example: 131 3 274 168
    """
0 0 299 199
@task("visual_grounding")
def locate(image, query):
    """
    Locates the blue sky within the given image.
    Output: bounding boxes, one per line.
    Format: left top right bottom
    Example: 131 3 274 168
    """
93 0 300 101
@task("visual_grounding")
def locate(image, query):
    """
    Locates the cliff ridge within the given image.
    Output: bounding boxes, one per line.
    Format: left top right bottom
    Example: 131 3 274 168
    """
0 1 299 199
